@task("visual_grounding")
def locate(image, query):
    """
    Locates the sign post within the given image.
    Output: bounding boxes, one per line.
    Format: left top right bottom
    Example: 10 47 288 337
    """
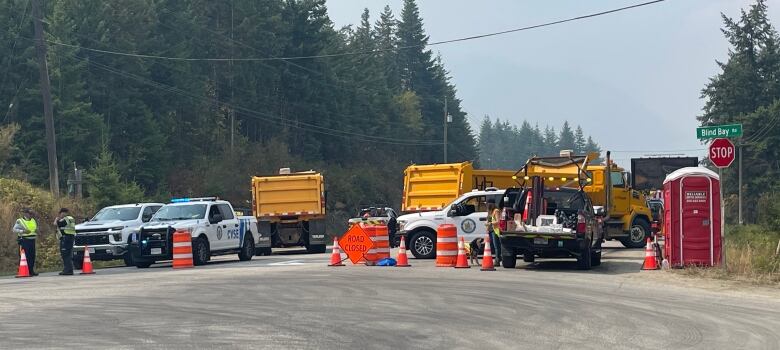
708 137 735 267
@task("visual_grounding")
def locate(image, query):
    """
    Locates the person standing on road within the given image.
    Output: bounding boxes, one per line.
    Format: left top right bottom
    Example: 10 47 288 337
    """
12 208 38 276
486 202 502 265
54 208 76 275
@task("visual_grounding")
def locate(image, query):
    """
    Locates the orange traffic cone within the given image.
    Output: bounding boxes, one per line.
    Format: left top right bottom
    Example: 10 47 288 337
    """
328 237 345 267
481 233 496 271
642 238 659 271
396 236 410 267
16 247 31 278
80 245 96 275
454 237 470 269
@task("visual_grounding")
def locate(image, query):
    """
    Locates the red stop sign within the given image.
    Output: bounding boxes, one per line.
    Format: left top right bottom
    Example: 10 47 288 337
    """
709 138 735 168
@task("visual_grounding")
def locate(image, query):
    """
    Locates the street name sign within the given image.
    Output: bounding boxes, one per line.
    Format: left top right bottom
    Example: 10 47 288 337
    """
697 124 742 140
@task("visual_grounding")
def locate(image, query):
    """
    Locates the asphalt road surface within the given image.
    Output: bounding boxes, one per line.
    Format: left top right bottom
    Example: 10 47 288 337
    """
1 242 778 349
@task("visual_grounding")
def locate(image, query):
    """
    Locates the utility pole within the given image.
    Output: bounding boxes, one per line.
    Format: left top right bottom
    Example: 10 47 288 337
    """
443 96 448 163
229 0 235 152
31 0 59 196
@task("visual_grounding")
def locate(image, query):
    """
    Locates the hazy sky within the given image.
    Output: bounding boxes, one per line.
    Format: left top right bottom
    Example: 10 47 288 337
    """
325 0 780 164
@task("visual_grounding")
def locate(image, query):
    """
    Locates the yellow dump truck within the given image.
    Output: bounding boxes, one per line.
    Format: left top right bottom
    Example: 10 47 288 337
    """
402 162 516 213
251 169 327 254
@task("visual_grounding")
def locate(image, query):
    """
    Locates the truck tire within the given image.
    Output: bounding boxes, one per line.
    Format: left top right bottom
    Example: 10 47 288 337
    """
577 241 593 270
620 218 650 249
123 252 134 267
409 230 436 259
306 244 326 254
135 261 153 268
501 247 517 269
523 254 535 263
238 234 255 261
193 237 210 266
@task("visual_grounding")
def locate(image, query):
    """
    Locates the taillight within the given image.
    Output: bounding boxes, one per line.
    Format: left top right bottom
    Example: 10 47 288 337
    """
499 208 508 231
577 213 586 233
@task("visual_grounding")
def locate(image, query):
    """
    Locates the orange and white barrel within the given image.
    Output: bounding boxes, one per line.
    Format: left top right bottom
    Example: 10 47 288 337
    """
436 224 458 267
172 230 194 269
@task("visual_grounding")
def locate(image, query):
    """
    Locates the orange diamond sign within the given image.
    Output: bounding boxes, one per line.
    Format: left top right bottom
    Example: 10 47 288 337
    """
338 224 374 264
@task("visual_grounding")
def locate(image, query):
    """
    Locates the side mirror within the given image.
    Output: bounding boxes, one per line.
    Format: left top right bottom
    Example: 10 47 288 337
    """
593 206 605 217
447 209 458 217
142 214 152 223
210 213 223 224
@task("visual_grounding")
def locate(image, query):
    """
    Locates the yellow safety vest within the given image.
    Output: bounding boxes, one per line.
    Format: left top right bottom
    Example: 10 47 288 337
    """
18 218 37 238
61 215 76 235
487 211 501 237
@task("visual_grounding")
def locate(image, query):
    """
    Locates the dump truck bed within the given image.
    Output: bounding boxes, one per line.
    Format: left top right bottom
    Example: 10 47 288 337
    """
251 172 325 221
402 162 515 212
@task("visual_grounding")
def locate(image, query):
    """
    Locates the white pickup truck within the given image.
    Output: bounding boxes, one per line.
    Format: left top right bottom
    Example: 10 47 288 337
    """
128 197 271 268
397 188 505 259
74 203 164 268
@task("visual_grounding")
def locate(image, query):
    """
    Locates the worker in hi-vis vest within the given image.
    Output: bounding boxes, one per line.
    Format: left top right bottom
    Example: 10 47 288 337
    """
13 208 38 276
54 208 77 275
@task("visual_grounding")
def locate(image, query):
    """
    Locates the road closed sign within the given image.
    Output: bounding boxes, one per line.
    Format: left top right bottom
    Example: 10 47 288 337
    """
338 224 374 264
709 138 735 168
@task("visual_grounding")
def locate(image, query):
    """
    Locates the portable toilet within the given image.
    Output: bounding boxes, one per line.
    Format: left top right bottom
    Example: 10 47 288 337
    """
662 167 722 267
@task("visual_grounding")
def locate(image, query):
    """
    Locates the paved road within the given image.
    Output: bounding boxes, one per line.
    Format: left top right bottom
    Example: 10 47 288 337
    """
1 243 778 349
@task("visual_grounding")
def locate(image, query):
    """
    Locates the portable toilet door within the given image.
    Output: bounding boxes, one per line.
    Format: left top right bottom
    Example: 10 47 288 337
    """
662 167 721 267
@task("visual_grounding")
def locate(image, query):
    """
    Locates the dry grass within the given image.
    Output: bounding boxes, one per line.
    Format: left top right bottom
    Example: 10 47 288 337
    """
1 178 94 274
672 225 780 285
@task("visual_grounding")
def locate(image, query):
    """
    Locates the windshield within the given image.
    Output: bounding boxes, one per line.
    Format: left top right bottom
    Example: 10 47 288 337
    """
544 190 587 210
152 204 207 221
92 207 141 221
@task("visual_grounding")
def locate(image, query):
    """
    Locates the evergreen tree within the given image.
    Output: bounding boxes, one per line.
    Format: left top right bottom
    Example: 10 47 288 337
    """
574 125 587 154
86 145 145 209
543 126 558 155
558 121 576 151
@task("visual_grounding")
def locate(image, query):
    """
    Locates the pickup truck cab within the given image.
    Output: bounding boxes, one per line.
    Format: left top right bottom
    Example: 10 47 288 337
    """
397 189 505 259
74 203 163 268
129 197 271 268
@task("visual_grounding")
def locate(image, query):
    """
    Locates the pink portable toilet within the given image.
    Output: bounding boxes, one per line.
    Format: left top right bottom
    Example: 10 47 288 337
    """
662 167 721 267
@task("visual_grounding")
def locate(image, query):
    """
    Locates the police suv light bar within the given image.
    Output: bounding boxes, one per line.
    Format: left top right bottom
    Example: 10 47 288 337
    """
170 197 218 203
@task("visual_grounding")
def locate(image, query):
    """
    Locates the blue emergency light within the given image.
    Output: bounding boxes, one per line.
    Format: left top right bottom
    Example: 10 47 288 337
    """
170 198 191 203
170 197 217 203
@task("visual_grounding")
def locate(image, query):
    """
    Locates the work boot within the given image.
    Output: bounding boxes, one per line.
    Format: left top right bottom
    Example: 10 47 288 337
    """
58 272 73 276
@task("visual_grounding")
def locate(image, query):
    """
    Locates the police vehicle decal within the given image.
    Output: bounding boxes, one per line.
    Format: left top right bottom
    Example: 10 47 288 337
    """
461 219 476 233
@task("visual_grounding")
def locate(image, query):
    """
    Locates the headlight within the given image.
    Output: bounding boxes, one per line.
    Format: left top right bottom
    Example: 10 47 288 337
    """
398 220 407 230
112 233 122 241
108 226 124 232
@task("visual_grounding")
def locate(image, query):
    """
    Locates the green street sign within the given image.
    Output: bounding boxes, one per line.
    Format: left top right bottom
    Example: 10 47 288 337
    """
696 124 743 140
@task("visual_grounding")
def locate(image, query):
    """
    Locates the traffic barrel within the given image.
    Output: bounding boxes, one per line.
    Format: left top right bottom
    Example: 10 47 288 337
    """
15 247 30 278
374 225 391 261
435 224 458 267
172 230 194 269
363 224 378 265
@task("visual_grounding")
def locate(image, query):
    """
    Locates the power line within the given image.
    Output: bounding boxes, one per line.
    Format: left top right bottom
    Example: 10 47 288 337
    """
43 0 666 62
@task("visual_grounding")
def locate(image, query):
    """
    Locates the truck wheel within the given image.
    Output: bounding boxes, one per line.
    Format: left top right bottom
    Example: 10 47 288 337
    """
306 244 326 254
409 230 436 259
123 252 134 267
523 254 535 263
620 218 650 248
193 237 210 266
135 261 153 268
577 241 593 270
238 235 255 261
501 247 517 269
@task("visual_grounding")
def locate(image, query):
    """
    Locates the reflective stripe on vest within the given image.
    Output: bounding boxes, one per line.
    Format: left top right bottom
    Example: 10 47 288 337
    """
62 216 76 235
18 218 37 238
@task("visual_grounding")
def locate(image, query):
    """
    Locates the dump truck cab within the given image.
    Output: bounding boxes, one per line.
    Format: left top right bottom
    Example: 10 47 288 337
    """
583 159 654 248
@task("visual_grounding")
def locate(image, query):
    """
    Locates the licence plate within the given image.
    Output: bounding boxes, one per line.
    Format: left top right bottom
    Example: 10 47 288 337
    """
151 248 162 255
87 247 95 254
533 237 548 245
